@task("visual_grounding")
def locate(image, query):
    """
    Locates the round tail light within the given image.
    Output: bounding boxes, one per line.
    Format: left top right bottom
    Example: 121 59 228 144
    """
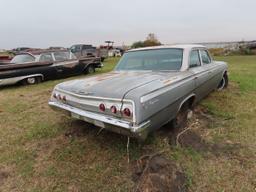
53 93 57 99
57 94 62 100
123 108 131 117
110 106 117 114
99 103 105 112
62 95 66 102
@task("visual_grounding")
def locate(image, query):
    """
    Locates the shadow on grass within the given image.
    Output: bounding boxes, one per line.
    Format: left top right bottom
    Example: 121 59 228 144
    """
63 120 145 159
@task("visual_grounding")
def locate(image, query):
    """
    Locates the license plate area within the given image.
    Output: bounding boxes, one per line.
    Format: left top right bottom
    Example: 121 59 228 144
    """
71 112 105 128
94 120 105 128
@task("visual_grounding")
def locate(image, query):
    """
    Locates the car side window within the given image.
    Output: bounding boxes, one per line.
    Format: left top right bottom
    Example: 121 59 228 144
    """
39 53 53 62
200 50 211 64
189 50 201 68
54 52 69 61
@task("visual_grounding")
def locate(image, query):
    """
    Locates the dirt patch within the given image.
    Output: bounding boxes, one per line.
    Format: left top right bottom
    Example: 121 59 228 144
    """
166 105 210 148
131 154 187 192
175 129 243 154
167 105 246 158
177 129 209 152
0 170 9 186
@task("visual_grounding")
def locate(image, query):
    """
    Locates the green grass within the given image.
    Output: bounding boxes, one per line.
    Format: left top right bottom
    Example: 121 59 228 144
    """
0 56 256 191
216 55 256 92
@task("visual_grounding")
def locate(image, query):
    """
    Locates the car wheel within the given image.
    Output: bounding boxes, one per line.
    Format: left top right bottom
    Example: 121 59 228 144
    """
169 102 193 145
22 76 41 85
85 65 95 74
172 102 193 130
217 73 228 90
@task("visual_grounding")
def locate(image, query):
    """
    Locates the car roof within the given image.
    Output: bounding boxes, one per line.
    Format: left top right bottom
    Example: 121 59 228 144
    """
127 44 206 52
18 49 70 56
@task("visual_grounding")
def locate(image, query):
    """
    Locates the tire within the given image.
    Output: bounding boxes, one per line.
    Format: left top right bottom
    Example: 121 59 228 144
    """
172 102 193 130
217 73 228 90
85 65 95 74
22 76 41 85
169 102 193 145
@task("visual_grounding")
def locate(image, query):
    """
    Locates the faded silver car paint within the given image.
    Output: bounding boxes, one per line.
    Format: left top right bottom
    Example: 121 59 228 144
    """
49 45 228 140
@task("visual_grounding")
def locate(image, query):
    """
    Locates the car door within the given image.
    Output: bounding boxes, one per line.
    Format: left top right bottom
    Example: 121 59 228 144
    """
199 49 220 91
38 52 57 80
188 49 213 101
53 51 80 77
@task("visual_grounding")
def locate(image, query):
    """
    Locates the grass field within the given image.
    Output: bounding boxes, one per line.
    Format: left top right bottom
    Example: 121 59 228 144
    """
0 56 255 191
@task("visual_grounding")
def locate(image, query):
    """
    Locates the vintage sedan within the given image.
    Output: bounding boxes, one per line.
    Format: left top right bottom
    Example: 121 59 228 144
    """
49 45 228 140
0 50 102 86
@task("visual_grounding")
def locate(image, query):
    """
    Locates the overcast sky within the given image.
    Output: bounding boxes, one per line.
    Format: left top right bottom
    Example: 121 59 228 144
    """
0 0 255 49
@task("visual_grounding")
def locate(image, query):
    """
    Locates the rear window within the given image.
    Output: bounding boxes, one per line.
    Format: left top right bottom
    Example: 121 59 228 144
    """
11 54 35 64
115 48 183 71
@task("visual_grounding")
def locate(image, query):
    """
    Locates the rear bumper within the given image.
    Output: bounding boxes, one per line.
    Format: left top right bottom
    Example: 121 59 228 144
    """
49 101 150 139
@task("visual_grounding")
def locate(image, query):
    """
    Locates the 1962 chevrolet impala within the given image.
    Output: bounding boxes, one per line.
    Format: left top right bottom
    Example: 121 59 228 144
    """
49 45 228 140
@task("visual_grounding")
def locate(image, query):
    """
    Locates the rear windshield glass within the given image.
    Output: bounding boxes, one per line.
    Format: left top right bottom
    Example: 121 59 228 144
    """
115 48 183 71
11 54 35 64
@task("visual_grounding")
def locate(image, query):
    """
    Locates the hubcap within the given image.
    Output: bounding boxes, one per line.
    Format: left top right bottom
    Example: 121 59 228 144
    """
27 77 36 84
218 77 226 90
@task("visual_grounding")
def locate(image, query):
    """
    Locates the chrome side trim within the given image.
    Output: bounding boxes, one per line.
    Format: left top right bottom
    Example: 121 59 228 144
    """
48 101 150 134
0 74 44 86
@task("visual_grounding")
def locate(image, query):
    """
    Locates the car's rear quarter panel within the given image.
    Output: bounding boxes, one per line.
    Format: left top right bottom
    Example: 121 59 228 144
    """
125 72 196 128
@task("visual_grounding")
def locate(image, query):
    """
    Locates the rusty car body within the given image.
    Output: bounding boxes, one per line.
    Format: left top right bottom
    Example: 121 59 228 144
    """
49 45 228 140
0 49 102 86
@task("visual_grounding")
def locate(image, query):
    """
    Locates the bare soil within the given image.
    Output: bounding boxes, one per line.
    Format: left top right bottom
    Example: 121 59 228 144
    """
131 154 187 192
0 170 9 186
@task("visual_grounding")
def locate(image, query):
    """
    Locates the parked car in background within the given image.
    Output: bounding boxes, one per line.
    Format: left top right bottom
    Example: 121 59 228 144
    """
108 49 122 57
0 55 13 64
11 47 31 55
0 49 102 86
49 45 228 140
70 44 108 62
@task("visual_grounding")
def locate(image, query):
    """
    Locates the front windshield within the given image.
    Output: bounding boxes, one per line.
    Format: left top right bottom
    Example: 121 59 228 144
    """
11 54 35 64
115 48 183 71
70 52 77 59
70 45 80 53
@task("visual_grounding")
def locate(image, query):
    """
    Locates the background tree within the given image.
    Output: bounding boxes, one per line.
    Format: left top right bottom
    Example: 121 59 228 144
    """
131 41 145 49
131 33 161 48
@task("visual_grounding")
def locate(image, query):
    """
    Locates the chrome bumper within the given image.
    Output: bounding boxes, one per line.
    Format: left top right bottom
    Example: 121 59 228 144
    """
48 101 150 139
